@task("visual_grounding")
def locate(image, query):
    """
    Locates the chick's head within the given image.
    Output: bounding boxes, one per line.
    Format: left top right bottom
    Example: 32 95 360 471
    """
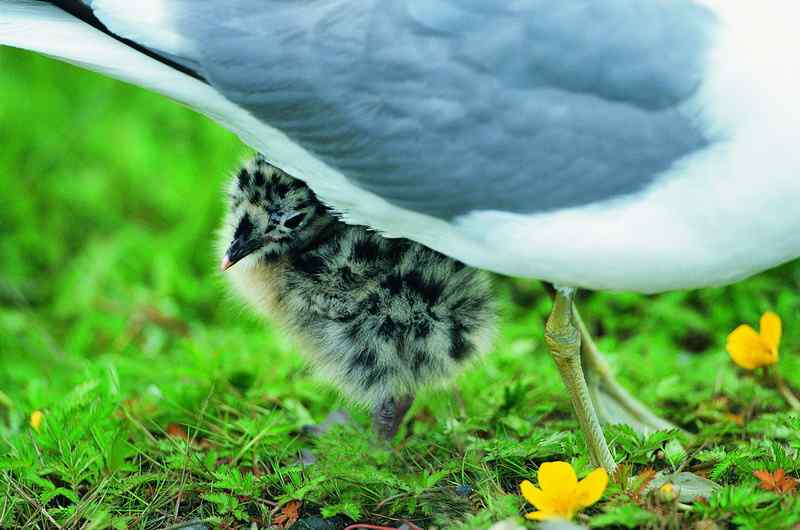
222 155 330 269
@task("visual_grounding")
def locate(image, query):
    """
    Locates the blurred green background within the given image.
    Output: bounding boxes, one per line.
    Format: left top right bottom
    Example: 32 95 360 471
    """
1 47 799 528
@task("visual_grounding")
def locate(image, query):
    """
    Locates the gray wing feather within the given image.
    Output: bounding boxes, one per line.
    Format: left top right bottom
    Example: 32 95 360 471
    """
95 0 717 219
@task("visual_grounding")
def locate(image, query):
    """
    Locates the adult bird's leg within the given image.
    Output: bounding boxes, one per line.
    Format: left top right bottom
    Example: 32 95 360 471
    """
542 283 679 434
545 287 617 472
575 311 680 433
372 394 414 440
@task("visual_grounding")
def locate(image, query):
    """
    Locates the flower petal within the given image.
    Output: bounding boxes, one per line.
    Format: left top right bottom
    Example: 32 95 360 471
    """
575 468 609 508
727 324 772 370
760 312 782 355
30 410 43 432
520 480 547 510
524 510 560 521
538 461 578 498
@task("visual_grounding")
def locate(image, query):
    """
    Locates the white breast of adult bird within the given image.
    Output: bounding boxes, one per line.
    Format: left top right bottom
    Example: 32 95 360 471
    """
2 1 799 292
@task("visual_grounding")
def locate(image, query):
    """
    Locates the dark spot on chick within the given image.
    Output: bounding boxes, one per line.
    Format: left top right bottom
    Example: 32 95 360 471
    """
385 240 409 263
404 272 444 305
332 310 358 323
254 170 265 187
237 168 251 190
366 293 381 311
352 239 381 263
234 214 254 239
449 325 470 361
338 265 356 285
402 271 424 291
414 319 431 338
382 274 403 295
378 317 396 339
292 253 326 276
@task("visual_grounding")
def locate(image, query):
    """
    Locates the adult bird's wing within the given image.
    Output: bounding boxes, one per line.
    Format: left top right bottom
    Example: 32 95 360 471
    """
89 0 716 218
0 1 720 284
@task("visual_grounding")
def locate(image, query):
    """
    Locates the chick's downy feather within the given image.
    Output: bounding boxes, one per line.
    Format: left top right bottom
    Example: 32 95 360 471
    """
219 155 495 406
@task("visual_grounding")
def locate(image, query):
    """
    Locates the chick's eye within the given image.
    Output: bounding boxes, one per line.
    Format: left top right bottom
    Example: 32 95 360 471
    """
284 213 305 229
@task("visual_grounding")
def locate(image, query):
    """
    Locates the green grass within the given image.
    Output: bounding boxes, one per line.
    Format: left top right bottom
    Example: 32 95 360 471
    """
1 48 799 530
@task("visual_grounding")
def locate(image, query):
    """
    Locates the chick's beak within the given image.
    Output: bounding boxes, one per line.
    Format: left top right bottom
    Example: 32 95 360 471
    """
221 237 263 271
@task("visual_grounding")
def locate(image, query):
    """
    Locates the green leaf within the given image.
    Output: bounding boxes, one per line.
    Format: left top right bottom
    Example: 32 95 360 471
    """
321 502 362 521
201 492 239 513
664 439 687 470
105 432 135 473
590 504 658 528
39 487 79 505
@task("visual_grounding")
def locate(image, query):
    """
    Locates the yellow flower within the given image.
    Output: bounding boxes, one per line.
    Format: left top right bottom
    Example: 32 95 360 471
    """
30 410 43 432
727 312 781 370
659 483 678 502
520 461 608 521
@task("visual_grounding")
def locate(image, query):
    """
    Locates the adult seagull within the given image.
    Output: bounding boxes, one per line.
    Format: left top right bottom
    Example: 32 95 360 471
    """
2 1 799 472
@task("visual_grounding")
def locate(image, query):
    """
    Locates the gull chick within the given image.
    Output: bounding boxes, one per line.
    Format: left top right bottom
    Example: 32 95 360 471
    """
219 155 495 438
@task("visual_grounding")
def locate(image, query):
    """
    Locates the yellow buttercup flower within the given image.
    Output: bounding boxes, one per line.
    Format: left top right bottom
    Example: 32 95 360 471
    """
30 410 43 432
727 312 781 370
519 461 608 521
659 483 678 502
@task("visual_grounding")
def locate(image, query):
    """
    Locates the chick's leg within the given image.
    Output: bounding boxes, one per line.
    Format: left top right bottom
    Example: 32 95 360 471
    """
545 287 616 473
372 394 414 440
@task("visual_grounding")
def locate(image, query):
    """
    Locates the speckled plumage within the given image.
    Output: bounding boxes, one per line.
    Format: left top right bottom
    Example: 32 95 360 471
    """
219 155 495 426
